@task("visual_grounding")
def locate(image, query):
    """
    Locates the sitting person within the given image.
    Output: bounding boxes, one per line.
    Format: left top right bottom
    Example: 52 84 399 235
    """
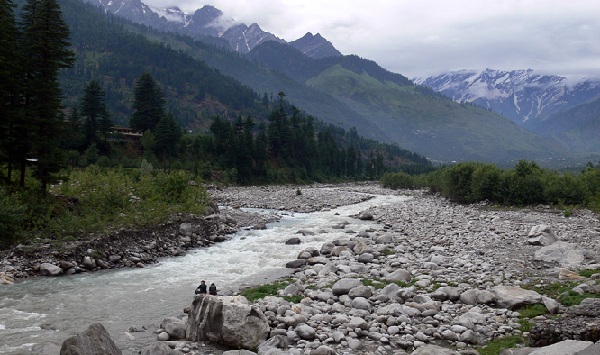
209 283 217 295
195 280 207 294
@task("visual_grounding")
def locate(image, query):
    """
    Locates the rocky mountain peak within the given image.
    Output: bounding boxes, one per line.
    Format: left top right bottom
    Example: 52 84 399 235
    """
289 32 342 59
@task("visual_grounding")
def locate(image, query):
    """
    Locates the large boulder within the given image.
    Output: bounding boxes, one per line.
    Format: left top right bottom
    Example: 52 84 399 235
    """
528 225 559 246
186 295 269 350
529 340 594 355
533 242 586 266
493 286 542 310
60 323 122 355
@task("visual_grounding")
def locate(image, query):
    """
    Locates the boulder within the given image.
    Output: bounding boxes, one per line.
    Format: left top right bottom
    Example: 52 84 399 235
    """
493 286 543 310
384 269 411 283
0 272 15 285
285 259 306 269
412 344 460 354
161 317 186 340
40 263 63 277
528 225 558 246
533 242 586 266
186 295 269 350
285 238 301 245
140 342 180 355
529 340 594 355
60 323 122 355
332 278 363 296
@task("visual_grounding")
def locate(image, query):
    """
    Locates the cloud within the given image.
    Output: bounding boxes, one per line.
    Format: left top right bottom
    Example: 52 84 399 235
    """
141 0 600 78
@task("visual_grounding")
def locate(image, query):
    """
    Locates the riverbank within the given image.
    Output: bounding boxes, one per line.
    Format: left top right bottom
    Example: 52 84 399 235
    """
1 183 599 354
209 184 600 354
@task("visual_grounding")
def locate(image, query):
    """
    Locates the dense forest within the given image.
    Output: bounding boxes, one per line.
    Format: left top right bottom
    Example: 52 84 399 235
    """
0 0 433 249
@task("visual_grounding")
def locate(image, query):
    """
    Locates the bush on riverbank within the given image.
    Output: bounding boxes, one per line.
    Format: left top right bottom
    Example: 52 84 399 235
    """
0 165 209 250
381 160 600 211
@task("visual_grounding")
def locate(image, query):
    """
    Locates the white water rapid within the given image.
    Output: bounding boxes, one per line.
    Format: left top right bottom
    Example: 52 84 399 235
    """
0 193 410 354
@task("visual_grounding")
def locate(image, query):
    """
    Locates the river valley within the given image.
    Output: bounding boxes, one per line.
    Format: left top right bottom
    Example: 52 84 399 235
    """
0 186 410 354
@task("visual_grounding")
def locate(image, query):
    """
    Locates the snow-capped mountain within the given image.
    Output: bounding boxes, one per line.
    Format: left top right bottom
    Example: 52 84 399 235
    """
83 0 339 57
415 69 600 125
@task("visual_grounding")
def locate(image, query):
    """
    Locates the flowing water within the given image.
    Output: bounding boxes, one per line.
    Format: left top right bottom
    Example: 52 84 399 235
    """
0 192 410 354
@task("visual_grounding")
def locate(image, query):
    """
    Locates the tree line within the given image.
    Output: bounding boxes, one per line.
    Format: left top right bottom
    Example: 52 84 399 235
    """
0 0 74 193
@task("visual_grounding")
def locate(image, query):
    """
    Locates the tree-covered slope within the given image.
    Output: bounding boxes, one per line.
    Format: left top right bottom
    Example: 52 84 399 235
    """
40 0 573 164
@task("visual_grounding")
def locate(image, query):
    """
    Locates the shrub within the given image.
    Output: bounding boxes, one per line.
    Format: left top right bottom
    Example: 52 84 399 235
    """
380 171 414 189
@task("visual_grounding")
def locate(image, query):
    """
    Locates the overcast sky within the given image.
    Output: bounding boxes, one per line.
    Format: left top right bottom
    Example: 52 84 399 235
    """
143 0 600 79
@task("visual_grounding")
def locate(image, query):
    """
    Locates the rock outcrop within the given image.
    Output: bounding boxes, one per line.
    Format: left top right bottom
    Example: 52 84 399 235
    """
529 298 600 347
186 295 269 350
60 323 122 355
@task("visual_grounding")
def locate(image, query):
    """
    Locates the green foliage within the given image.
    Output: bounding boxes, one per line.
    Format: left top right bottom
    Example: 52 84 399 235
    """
516 304 548 319
380 171 414 189
0 166 208 249
477 335 525 355
558 291 600 306
0 187 26 249
240 278 296 302
400 160 600 211
579 268 600 278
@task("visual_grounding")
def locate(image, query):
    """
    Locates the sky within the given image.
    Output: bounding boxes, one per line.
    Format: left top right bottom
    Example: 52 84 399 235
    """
142 0 600 79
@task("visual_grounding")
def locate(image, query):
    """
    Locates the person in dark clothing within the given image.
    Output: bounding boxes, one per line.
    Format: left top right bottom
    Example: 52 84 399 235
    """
195 280 207 294
209 283 217 295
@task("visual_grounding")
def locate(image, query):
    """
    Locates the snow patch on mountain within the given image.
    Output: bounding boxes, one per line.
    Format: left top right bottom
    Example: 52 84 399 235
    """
415 68 600 125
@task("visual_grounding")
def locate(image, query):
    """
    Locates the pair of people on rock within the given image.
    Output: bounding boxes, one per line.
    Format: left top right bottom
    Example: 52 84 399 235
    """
195 280 217 295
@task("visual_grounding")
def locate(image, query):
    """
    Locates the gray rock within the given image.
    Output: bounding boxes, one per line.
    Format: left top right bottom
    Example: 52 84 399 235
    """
412 344 460 354
477 289 496 304
295 324 316 340
140 342 180 355
575 343 600 355
285 259 306 269
493 286 542 310
186 295 269 350
459 289 478 305
40 263 63 276
332 278 363 296
528 225 559 246
179 223 193 237
347 317 368 330
161 317 186 340
222 351 258 355
529 340 594 355
533 242 586 266
348 286 372 298
285 238 301 245
350 297 370 311
60 323 122 355
384 269 411 283
82 256 96 270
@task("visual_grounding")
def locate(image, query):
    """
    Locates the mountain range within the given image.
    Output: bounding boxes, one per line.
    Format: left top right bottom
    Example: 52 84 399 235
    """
63 0 599 165
415 69 600 153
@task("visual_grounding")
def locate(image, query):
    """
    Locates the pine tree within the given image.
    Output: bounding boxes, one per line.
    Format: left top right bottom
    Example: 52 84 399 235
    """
19 0 75 193
155 113 181 169
81 80 109 147
130 73 165 133
0 0 21 183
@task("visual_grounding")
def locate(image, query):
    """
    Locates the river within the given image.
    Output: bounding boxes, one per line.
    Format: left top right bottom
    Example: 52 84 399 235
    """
0 192 410 354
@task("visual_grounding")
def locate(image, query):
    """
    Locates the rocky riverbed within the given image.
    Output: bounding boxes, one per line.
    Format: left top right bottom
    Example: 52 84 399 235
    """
2 183 599 355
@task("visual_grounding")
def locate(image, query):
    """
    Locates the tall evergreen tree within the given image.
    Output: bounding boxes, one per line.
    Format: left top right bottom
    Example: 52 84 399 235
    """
81 80 109 148
19 0 74 193
130 73 165 133
0 0 20 183
154 112 181 169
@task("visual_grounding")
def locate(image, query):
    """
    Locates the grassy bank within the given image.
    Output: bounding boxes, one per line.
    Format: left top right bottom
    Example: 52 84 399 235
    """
0 165 209 250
